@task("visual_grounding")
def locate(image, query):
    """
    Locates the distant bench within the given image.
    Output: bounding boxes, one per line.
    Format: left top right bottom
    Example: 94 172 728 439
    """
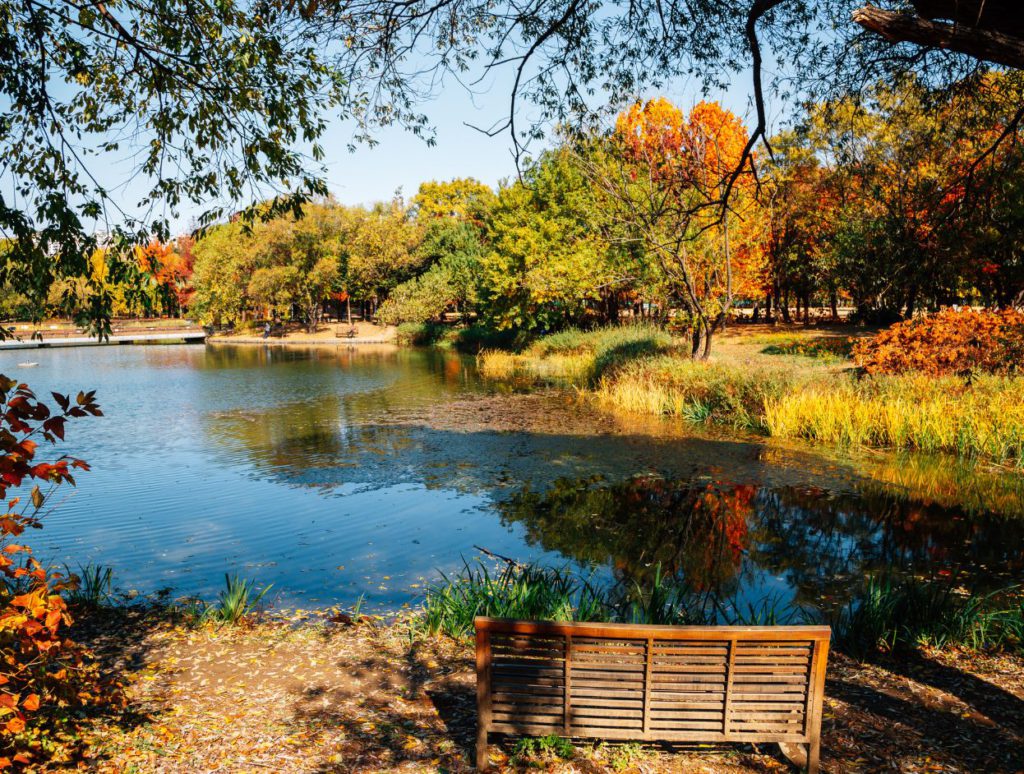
474 617 830 772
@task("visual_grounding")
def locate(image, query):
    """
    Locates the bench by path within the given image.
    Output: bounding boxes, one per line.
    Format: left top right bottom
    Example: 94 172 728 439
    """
475 617 831 772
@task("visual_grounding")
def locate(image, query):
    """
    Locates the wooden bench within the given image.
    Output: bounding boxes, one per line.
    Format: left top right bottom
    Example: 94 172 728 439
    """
475 617 830 772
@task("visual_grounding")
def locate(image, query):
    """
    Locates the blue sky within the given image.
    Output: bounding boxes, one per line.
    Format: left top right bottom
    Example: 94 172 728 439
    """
135 66 766 235
320 75 758 208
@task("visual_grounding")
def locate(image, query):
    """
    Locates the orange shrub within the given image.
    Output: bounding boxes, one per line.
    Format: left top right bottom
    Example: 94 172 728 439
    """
0 377 120 768
853 309 1024 376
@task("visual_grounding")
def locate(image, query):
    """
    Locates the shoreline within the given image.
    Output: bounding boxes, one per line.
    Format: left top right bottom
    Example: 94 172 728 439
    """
208 335 397 346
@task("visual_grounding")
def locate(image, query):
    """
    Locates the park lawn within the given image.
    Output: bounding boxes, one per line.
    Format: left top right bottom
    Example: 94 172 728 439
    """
61 607 1024 773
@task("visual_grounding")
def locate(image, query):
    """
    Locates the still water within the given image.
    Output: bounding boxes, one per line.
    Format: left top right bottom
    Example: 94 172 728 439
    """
5 343 1024 612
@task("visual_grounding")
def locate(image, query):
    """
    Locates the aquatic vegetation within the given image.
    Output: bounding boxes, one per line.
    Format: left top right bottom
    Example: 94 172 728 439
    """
419 559 802 640
764 373 1024 466
65 563 115 608
419 562 610 639
183 574 274 626
834 576 1024 656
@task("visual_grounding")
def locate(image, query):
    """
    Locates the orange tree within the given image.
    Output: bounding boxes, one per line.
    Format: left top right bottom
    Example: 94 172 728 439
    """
594 98 762 357
0 377 115 768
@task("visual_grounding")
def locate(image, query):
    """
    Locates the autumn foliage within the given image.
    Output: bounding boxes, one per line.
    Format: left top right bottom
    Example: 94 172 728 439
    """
0 377 117 768
853 309 1024 376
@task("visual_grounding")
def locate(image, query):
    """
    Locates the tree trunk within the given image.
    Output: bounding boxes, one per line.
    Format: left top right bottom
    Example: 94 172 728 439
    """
830 291 839 321
690 323 705 358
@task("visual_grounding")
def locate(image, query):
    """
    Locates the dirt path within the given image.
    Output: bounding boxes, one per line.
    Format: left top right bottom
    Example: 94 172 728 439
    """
69 612 1024 773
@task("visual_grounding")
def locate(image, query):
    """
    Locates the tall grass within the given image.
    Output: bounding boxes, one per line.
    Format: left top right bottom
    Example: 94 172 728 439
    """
418 561 798 639
478 324 1024 465
419 562 610 638
420 562 1024 657
595 356 794 430
478 324 677 386
834 576 1024 656
764 374 1024 466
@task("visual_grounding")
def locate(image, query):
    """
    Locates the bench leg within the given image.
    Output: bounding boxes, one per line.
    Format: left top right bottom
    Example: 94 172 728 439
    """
778 742 807 771
476 728 489 770
808 736 820 774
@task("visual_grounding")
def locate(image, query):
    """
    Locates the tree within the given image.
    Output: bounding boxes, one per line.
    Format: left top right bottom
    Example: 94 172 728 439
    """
343 199 425 315
256 202 344 331
596 98 761 357
378 218 488 324
478 147 633 332
412 179 496 221
0 0 345 337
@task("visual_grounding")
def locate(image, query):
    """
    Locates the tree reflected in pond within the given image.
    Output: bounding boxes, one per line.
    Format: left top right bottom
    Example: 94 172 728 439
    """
498 474 1024 614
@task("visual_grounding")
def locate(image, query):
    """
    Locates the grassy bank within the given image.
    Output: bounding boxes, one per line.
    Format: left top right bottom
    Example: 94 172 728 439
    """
420 560 1024 657
478 325 1024 467
478 323 676 384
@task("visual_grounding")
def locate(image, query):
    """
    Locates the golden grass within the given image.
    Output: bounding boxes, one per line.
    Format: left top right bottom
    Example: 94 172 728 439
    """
764 374 1024 464
479 325 1024 466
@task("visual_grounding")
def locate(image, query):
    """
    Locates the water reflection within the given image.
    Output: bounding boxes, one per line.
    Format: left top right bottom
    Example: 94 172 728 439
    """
497 474 1024 614
13 343 1024 609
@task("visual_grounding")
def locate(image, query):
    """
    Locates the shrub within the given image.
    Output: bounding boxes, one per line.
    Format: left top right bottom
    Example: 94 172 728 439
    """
394 322 446 346
853 308 1024 376
0 377 120 767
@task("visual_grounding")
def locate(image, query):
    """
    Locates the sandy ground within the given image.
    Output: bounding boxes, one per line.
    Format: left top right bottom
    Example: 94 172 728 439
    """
208 321 397 346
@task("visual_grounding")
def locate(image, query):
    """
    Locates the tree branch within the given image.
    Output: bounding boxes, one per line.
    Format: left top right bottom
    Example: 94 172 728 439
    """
852 5 1024 69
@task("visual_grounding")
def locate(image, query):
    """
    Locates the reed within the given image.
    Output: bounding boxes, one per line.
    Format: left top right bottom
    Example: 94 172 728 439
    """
764 374 1024 466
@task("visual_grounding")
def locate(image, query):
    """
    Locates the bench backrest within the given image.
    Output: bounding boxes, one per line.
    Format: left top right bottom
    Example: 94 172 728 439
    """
475 617 830 746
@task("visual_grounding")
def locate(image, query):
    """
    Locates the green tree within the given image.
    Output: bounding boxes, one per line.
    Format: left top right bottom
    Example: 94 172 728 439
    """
377 219 488 324
478 147 634 332
343 199 425 314
413 178 496 221
0 0 344 336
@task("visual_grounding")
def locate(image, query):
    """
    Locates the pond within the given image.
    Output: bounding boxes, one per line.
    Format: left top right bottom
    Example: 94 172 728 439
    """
6 343 1024 613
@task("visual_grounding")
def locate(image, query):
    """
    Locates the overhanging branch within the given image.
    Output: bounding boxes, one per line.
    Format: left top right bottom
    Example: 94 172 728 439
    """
852 5 1024 69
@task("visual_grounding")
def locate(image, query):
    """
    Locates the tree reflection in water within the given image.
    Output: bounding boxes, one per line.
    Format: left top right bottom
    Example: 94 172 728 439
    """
498 474 1024 616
